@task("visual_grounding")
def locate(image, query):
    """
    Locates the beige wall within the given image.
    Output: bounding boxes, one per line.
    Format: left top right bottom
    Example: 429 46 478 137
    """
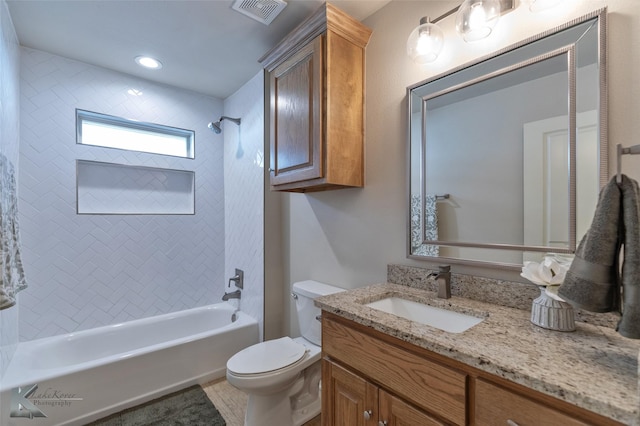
280 0 640 336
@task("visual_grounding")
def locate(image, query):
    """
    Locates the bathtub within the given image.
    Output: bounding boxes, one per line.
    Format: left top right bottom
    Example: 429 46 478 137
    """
0 302 258 426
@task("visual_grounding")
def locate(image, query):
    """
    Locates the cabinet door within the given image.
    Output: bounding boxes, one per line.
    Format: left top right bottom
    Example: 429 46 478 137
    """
322 359 378 426
379 390 446 426
475 379 590 426
323 317 467 425
269 35 323 187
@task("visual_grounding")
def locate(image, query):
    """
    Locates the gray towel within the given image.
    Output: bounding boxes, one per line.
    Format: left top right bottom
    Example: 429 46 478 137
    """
617 175 640 339
558 177 621 312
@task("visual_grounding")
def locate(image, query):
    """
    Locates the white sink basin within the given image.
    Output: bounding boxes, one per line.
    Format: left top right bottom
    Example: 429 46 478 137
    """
365 297 484 333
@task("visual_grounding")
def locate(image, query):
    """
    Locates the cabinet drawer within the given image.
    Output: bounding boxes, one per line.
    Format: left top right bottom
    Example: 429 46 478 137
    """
380 389 446 426
323 318 467 425
475 379 589 426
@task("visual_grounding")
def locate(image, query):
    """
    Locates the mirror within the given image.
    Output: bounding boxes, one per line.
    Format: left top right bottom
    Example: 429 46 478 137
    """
408 9 607 269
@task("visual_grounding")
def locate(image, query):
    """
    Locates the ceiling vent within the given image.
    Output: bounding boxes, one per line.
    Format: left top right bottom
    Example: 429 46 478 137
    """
232 0 287 25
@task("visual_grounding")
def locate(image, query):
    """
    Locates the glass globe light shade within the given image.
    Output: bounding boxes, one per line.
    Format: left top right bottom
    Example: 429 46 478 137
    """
407 18 444 64
455 0 501 42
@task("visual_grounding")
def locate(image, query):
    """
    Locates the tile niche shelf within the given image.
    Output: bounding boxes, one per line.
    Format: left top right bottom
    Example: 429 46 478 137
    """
76 160 195 215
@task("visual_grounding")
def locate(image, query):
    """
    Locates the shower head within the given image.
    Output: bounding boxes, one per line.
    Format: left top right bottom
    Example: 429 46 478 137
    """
208 116 241 134
208 121 222 134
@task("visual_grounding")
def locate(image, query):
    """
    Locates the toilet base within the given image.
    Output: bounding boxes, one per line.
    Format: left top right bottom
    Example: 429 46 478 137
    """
245 391 295 426
244 393 320 426
291 398 320 425
242 362 321 426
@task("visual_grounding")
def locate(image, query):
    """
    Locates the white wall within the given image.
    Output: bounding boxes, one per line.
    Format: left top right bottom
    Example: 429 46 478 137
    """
223 70 265 340
0 2 20 420
283 0 640 335
18 48 226 340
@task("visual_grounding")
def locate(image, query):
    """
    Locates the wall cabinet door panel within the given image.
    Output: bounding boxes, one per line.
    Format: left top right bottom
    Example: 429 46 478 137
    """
270 37 323 186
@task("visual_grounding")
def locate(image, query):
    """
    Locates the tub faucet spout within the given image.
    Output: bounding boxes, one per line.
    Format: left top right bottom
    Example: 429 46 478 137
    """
222 289 242 301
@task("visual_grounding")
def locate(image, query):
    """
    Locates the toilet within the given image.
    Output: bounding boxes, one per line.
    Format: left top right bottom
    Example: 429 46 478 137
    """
226 280 344 426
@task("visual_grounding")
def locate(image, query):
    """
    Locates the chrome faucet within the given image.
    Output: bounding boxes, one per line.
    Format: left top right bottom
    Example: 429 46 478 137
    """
222 289 241 301
428 265 451 299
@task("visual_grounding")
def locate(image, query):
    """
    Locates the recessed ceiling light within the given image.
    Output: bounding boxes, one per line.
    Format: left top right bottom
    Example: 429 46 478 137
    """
135 56 163 70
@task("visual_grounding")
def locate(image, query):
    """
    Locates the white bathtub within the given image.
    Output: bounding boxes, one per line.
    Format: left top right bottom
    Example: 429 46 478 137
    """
0 302 258 426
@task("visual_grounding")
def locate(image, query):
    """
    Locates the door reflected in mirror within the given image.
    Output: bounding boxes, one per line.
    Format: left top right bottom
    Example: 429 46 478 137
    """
408 9 607 269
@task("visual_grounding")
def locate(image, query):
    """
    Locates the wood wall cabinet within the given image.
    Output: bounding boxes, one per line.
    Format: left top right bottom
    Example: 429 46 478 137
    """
260 3 372 192
321 313 624 426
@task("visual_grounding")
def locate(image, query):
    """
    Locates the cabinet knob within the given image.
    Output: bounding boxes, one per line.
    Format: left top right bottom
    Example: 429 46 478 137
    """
506 420 520 426
363 410 372 420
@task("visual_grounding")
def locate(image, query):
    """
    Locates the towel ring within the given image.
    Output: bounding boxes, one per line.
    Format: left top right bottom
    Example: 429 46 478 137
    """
616 143 640 184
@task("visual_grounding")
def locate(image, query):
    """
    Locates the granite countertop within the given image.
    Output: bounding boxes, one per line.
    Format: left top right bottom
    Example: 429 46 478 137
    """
315 283 640 425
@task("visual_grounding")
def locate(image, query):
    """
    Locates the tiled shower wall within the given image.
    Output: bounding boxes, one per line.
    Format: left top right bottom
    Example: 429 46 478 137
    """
223 71 265 340
0 0 20 378
18 47 226 340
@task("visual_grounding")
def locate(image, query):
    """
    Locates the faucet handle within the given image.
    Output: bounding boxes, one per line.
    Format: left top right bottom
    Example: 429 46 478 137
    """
229 268 244 289
438 265 451 273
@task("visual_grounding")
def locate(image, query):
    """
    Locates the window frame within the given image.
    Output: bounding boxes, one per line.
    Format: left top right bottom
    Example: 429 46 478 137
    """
76 109 195 159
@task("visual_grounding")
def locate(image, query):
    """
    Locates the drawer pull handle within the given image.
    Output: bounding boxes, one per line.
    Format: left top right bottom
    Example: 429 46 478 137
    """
378 421 388 426
507 420 520 426
363 410 372 420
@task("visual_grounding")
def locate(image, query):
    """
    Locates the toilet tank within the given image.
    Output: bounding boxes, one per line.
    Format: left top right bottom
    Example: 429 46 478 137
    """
293 280 344 346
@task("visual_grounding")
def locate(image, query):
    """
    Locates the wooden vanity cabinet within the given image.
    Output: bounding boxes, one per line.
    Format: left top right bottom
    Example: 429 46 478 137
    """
259 3 371 192
323 359 445 426
474 378 591 426
322 314 467 425
321 312 624 426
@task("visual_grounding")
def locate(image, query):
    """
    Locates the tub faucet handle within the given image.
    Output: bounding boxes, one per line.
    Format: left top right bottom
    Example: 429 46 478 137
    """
229 268 244 289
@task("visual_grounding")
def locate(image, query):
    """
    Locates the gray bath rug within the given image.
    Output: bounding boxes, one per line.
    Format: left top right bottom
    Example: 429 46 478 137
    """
88 385 226 426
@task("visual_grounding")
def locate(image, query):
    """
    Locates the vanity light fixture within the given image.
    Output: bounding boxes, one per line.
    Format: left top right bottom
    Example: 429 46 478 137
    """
135 56 163 70
406 17 444 64
455 0 502 42
407 0 515 64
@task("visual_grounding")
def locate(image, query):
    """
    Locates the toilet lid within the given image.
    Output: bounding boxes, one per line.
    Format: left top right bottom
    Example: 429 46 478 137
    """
227 336 307 375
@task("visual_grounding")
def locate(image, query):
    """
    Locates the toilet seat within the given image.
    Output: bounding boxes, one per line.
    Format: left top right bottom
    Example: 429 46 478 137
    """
227 337 308 376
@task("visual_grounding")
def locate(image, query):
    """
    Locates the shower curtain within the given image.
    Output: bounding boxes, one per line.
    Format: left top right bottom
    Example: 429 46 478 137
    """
1 154 27 310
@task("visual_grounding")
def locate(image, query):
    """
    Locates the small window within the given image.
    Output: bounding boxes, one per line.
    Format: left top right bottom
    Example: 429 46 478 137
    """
76 109 194 159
